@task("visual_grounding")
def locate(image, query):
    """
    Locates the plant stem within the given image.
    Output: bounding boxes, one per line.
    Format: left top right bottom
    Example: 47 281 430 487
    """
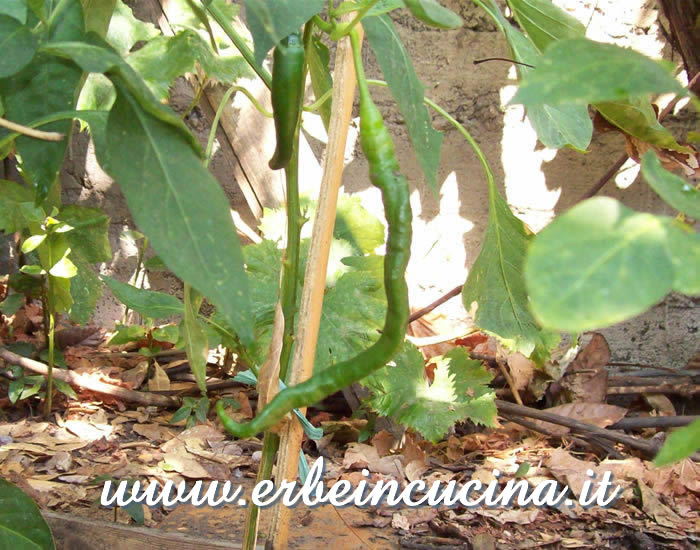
331 0 380 39
0 117 64 141
241 432 278 550
181 76 209 119
203 2 272 90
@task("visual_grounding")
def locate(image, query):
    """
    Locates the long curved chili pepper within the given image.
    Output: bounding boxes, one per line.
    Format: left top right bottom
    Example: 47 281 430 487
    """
217 28 411 438
268 32 305 170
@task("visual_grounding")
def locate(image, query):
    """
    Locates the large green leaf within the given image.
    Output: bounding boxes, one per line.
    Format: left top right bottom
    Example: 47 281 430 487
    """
642 152 700 218
512 38 687 108
0 1 26 23
0 1 85 202
654 419 700 467
363 14 443 194
596 99 691 154
183 284 209 396
507 0 584 52
476 0 591 150
102 275 184 319
364 345 497 442
58 204 111 263
666 224 699 296
244 0 325 65
0 15 38 77
462 183 556 358
127 29 251 100
525 197 676 332
99 84 253 343
69 253 103 324
0 478 55 550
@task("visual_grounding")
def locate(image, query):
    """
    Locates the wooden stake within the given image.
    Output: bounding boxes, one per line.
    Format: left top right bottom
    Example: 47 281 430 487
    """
265 23 362 550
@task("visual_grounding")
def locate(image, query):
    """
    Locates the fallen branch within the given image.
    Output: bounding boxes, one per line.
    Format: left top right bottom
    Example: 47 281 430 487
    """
408 284 463 324
0 348 180 408
610 415 699 430
607 384 699 396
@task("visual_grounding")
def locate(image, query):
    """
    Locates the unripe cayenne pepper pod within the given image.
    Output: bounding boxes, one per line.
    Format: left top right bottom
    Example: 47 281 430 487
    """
268 32 305 170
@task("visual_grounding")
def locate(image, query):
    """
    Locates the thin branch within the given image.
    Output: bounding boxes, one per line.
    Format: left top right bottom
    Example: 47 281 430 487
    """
0 117 64 141
408 284 463 323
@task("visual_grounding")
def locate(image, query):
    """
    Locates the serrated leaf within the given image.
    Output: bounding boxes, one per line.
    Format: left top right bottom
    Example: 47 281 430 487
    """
363 14 443 194
307 34 332 130
0 1 85 202
525 197 675 332
642 152 700 218
98 83 252 343
102 275 184 319
0 15 38 77
58 205 111 263
666 224 699 296
476 0 591 150
463 183 555 357
596 99 691 154
507 0 584 52
512 38 687 108
364 345 497 442
244 0 324 65
0 478 56 550
654 419 700 467
127 29 252 101
105 0 159 55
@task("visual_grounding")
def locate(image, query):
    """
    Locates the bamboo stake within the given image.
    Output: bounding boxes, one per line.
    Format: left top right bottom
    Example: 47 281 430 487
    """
264 22 362 550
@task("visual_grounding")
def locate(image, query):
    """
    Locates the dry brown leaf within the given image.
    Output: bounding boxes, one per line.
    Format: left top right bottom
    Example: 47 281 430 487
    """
643 394 676 417
161 450 211 479
122 361 149 389
371 430 395 457
506 352 535 392
148 361 170 391
556 333 610 404
132 423 173 442
476 508 540 525
256 301 284 411
533 403 627 436
638 481 684 528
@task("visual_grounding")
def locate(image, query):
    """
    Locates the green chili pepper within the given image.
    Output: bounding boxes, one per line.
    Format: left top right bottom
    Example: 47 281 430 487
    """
268 33 305 171
404 0 463 30
216 29 412 439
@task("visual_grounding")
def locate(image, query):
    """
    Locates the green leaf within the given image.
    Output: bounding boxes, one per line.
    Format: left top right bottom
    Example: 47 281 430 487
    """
98 83 252 343
0 293 23 316
244 0 325 65
642 152 700 218
107 323 147 346
8 379 24 403
183 285 209 396
525 197 675 332
105 0 159 55
314 271 386 373
102 276 184 319
666 224 699 296
20 265 46 276
654 419 700 467
67 254 102 324
0 478 56 549
48 256 78 278
194 395 209 424
21 234 47 254
169 404 193 424
152 324 180 344
596 99 691 154
364 345 497 442
506 0 584 52
462 183 555 357
0 181 33 232
404 0 463 29
512 38 687 108
0 1 27 23
54 378 78 400
0 16 38 77
58 205 111 263
307 34 332 130
0 1 85 202
80 0 117 37
363 14 443 194
476 0 591 150
127 29 252 101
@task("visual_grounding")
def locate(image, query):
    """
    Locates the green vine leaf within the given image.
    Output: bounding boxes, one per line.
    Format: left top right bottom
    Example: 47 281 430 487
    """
512 38 687 108
476 0 591 151
102 275 184 320
244 0 325 66
463 183 557 359
364 345 497 443
363 14 443 194
641 152 700 218
0 478 55 550
506 0 584 53
525 197 677 332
